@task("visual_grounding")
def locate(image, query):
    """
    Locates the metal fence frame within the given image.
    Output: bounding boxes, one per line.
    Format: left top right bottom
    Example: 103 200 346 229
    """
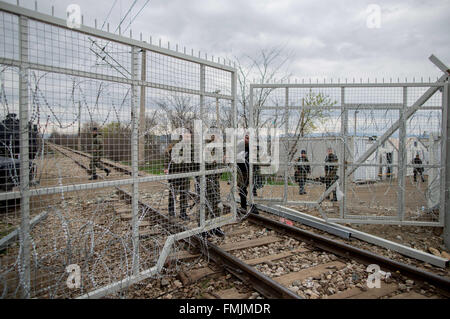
249 57 449 228
0 2 238 298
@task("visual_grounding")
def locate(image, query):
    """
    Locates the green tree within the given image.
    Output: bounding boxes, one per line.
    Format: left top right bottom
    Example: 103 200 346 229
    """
287 90 336 162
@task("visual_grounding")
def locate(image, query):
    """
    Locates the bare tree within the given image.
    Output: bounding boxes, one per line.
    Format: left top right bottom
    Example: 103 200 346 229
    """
156 94 199 132
235 46 293 129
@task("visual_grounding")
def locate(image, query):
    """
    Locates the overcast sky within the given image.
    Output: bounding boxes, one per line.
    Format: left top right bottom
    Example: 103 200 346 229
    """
4 0 450 81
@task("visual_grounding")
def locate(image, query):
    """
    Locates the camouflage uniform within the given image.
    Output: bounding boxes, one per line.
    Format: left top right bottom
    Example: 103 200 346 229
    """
324 152 338 201
165 141 191 219
90 133 107 176
412 156 425 182
295 155 310 194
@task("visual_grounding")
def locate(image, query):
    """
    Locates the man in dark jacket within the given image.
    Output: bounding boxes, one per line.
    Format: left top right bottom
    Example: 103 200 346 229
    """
412 153 425 182
295 150 311 195
237 134 250 210
324 148 338 201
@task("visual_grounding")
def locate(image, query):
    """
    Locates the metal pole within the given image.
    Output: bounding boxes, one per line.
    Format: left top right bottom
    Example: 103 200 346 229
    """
200 64 206 226
231 71 237 221
340 87 347 219
443 82 450 248
131 46 140 275
216 97 219 126
18 15 30 298
283 87 289 203
249 86 254 209
214 89 220 128
397 87 407 221
139 48 146 165
78 101 81 151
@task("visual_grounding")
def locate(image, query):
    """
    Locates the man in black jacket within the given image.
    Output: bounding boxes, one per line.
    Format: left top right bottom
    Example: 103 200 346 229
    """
237 134 250 210
295 150 311 195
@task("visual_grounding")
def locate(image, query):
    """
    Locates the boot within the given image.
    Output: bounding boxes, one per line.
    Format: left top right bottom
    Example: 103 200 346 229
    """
89 175 98 180
200 231 211 239
211 227 225 237
104 168 110 176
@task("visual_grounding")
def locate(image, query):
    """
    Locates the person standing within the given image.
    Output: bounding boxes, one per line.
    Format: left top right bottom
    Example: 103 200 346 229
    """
89 127 110 180
295 150 310 195
324 147 338 202
412 153 425 183
164 130 192 221
237 134 250 211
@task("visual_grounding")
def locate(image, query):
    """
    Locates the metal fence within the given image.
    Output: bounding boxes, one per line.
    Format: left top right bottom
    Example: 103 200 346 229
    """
0 2 237 298
249 65 449 227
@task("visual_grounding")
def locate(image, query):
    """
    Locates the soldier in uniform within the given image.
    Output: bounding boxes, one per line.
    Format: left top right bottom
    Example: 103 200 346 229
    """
164 130 192 220
294 150 310 195
89 127 110 180
412 153 425 183
324 147 338 201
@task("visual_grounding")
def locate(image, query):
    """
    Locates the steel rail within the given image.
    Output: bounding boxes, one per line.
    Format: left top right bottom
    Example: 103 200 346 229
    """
247 213 450 294
117 188 300 299
53 144 299 299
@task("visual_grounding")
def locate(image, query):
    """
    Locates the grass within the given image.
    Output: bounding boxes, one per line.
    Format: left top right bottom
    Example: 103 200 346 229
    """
265 178 296 186
121 160 166 175
220 172 231 181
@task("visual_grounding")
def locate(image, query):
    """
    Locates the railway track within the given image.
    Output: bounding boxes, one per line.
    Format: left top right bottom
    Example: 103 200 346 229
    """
46 143 450 299
228 213 450 299
46 143 279 298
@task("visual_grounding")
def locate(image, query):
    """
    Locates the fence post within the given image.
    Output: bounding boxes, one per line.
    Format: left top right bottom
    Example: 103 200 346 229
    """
283 87 289 203
397 86 407 222
18 15 30 298
199 64 205 227
231 70 238 221
249 86 254 208
340 87 347 219
131 46 140 275
443 82 450 249
139 48 146 164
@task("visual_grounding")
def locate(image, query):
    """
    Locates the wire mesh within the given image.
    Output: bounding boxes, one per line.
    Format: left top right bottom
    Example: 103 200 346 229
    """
250 83 446 226
0 5 236 299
